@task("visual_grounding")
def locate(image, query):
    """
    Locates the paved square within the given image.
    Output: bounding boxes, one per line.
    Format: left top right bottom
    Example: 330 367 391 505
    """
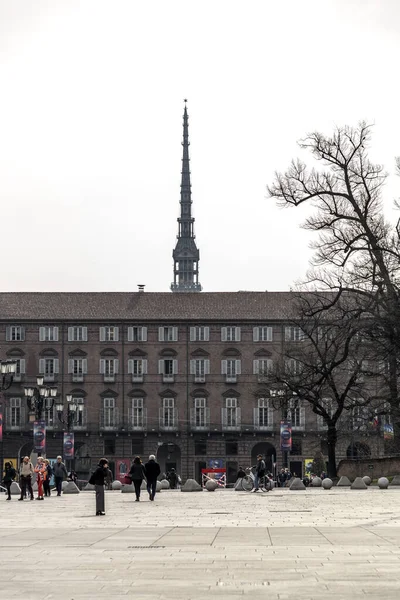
1 487 400 599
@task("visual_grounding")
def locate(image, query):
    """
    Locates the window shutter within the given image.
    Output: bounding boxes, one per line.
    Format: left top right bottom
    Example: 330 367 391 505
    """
114 327 119 342
268 406 274 426
236 359 241 375
20 359 26 374
54 327 59 342
142 359 148 374
267 327 272 341
6 326 10 342
204 327 210 341
253 327 259 342
158 327 164 342
39 327 45 342
300 407 306 427
190 327 196 342
54 359 59 374
253 359 259 375
82 359 88 374
190 360 196 375
114 359 119 374
204 359 210 375
285 327 291 341
68 327 73 341
142 327 147 342
82 327 88 341
236 327 241 342
99 327 105 342
158 359 164 374
20 328 25 341
68 359 74 374
99 359 105 374
173 359 178 374
221 359 227 374
173 327 178 341
39 359 45 374
221 327 227 342
128 359 133 374
127 327 133 342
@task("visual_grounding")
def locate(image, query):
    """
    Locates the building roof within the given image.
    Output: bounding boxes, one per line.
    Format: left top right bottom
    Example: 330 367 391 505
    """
0 291 302 322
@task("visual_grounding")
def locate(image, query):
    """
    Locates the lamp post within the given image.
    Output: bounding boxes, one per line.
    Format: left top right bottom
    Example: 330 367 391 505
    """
56 395 82 470
0 360 17 478
269 387 295 469
24 377 58 421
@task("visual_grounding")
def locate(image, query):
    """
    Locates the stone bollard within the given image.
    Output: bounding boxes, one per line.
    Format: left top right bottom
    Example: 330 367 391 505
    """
63 481 80 494
362 476 372 486
351 477 367 490
83 483 95 491
337 476 351 487
156 481 162 493
389 475 400 487
111 480 122 490
322 478 333 490
121 484 135 493
311 476 322 487
181 478 202 492
205 479 218 492
378 477 389 489
160 479 170 490
10 482 21 496
289 478 306 491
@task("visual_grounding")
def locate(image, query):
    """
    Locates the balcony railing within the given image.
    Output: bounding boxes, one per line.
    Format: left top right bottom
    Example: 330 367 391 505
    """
222 407 241 431
103 374 116 383
72 373 84 383
100 408 120 430
190 407 210 430
162 374 174 384
159 408 178 431
194 375 206 383
5 407 26 430
131 374 144 383
225 375 237 384
253 407 273 431
127 407 147 431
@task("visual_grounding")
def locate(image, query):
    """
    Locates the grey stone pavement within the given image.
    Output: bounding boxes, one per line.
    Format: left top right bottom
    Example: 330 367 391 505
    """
1 487 400 600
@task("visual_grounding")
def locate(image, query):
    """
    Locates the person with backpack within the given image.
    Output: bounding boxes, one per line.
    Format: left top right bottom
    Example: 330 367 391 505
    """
89 458 109 516
252 454 266 492
3 461 16 500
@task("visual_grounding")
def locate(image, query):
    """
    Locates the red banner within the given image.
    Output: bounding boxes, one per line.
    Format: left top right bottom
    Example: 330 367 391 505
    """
63 432 74 459
280 420 292 451
33 420 46 454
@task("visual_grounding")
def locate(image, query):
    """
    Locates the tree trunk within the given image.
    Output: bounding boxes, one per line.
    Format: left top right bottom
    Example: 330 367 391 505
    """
326 426 338 478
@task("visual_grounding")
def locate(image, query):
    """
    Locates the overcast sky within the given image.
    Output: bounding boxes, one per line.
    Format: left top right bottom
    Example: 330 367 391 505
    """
1 0 400 293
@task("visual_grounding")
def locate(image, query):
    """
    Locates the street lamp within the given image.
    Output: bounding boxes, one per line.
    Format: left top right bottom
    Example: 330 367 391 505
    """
0 360 17 391
56 394 82 430
24 376 58 421
269 386 296 469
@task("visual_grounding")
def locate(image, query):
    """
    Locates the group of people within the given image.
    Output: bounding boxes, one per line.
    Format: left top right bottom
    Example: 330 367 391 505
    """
2 456 69 501
236 459 293 491
90 454 162 516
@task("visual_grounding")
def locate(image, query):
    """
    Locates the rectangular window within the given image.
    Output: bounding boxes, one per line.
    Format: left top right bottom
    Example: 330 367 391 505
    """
287 398 305 429
285 326 304 342
190 359 210 382
158 326 178 342
253 359 273 378
6 326 25 342
39 358 59 381
127 326 147 342
225 398 238 427
159 359 178 380
12 359 26 381
194 397 207 427
100 326 119 342
128 359 148 381
222 359 241 381
194 440 207 455
102 398 117 428
284 358 301 375
39 327 59 342
104 438 116 455
68 327 88 342
258 398 270 427
132 439 144 455
190 326 210 342
73 398 85 427
253 326 273 342
162 398 176 428
129 398 144 428
9 398 22 427
221 327 241 342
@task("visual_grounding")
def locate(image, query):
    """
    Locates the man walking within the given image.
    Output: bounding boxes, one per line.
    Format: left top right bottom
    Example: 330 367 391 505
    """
19 456 34 501
252 454 266 492
53 456 68 496
144 454 161 501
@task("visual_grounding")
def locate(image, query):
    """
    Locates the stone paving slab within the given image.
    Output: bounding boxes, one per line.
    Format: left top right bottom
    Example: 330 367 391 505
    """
1 488 400 598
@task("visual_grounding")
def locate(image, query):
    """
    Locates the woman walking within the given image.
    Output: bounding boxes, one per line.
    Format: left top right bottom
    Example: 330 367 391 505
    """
34 457 46 500
43 459 52 497
89 458 109 516
129 456 146 501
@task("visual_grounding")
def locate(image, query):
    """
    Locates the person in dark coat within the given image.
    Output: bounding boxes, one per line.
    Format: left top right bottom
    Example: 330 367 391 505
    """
167 468 178 489
236 466 246 479
144 454 161 501
89 458 109 515
129 456 146 501
3 462 16 500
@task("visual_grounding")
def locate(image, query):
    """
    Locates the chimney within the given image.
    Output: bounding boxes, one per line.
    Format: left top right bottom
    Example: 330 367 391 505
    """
137 284 145 292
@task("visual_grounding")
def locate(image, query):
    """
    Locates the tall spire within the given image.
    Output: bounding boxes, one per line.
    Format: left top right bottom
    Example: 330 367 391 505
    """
171 101 202 292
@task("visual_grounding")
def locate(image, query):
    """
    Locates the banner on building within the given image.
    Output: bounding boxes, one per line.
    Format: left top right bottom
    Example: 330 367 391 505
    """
280 420 292 451
0 411 2 442
63 432 74 459
115 459 131 483
33 420 46 454
384 424 394 441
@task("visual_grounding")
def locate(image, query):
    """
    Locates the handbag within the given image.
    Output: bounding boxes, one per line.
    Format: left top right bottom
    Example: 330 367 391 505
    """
123 474 132 485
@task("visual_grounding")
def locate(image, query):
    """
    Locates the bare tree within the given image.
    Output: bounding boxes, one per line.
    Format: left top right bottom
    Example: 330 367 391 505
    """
268 123 400 444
